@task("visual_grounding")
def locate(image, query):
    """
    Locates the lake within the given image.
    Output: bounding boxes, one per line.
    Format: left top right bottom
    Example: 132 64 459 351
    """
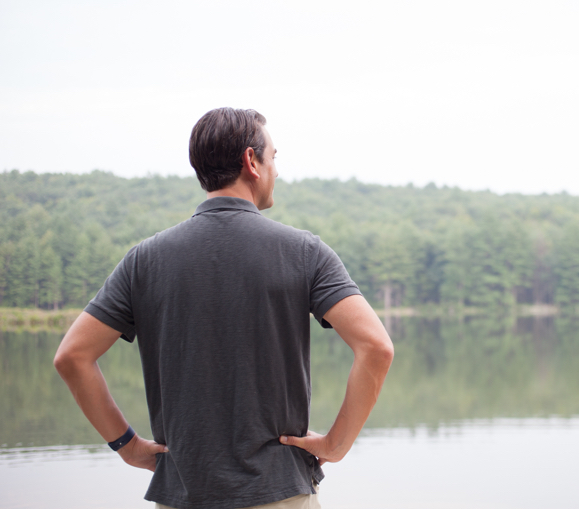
1 314 578 508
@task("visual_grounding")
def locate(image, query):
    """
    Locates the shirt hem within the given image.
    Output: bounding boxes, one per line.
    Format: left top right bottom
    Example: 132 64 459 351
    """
144 483 315 509
84 302 136 342
313 285 362 328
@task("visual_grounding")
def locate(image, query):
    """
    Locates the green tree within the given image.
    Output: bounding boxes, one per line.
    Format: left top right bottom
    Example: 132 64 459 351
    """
440 217 477 308
554 221 579 308
38 231 64 309
408 231 445 305
367 222 418 309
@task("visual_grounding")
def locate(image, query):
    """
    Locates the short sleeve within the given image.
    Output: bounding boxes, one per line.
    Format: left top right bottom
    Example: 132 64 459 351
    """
84 247 137 343
307 236 361 328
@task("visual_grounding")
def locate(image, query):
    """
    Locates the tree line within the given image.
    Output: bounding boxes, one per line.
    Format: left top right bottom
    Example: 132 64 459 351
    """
1 170 578 311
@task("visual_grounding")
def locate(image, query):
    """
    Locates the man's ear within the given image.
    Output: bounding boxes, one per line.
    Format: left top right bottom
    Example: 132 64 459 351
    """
241 147 260 180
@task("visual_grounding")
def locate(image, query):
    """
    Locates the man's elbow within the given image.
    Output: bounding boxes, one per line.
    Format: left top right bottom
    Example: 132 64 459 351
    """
363 332 393 378
53 349 70 377
54 347 83 380
375 335 394 372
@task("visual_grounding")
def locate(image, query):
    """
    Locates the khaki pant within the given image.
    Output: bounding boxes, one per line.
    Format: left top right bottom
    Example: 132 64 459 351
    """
155 482 321 509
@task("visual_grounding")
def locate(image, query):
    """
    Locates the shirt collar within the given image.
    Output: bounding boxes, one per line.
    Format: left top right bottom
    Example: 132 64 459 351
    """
193 196 261 217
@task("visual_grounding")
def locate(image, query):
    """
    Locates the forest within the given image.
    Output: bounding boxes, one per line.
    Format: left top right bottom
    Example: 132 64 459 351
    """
1 169 578 312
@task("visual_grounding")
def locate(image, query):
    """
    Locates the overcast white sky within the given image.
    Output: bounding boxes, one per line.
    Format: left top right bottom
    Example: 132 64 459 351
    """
1 0 578 194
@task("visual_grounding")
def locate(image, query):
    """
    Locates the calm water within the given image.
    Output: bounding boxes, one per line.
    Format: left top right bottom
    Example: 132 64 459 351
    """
2 315 579 508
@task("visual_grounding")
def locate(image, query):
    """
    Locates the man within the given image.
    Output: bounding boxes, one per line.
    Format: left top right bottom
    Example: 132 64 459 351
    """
54 108 393 509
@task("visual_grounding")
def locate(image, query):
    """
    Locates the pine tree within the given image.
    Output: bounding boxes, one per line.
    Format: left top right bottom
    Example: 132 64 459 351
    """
554 222 579 308
38 231 63 309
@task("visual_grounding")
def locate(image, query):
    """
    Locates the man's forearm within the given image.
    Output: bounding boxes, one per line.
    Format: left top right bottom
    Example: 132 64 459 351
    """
325 347 392 461
55 357 130 443
280 341 392 464
54 312 130 442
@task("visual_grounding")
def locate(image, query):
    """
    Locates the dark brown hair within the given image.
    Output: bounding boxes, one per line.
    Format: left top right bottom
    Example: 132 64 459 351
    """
189 108 267 192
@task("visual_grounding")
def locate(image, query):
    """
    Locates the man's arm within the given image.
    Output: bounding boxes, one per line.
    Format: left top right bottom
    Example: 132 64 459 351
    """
280 294 394 464
54 311 167 471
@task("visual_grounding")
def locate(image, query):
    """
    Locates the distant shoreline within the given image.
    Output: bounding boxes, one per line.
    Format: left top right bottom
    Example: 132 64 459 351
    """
0 308 81 333
0 304 571 333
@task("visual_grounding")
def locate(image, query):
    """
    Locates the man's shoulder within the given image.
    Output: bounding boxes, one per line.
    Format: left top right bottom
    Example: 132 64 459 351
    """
256 214 318 241
120 218 194 260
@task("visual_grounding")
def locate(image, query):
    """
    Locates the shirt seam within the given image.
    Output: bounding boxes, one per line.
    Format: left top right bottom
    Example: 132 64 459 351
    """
303 235 311 290
192 207 262 218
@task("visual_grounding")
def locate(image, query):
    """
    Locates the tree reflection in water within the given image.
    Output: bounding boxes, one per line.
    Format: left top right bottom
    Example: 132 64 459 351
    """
1 314 579 449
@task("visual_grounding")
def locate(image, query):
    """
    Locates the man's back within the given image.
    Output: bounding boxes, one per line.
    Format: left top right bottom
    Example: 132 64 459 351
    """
55 108 393 509
87 196 359 508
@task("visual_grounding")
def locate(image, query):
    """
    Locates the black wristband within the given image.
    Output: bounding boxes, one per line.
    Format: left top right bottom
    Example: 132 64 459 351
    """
108 426 135 451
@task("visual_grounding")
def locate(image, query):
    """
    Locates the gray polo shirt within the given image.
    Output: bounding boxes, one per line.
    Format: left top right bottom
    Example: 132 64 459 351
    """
85 196 361 509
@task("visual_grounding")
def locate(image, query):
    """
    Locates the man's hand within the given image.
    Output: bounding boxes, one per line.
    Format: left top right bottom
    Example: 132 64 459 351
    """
279 431 337 466
117 434 169 472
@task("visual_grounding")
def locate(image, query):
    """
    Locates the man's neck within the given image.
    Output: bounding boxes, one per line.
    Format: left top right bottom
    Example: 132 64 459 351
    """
206 181 258 208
